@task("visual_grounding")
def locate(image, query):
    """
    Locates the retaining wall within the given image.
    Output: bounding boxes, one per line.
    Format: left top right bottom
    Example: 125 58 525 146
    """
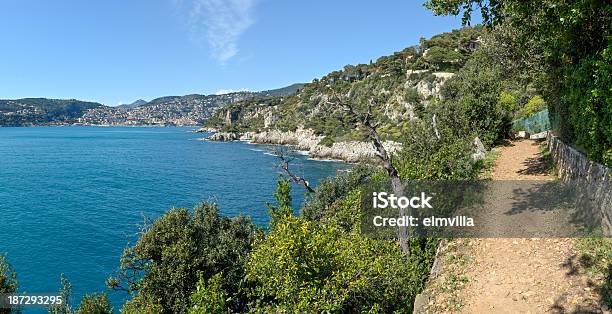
548 134 612 236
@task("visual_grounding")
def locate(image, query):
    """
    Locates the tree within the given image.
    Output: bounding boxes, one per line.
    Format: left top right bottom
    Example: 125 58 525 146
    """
245 181 428 313
75 293 112 314
424 0 612 165
275 148 315 193
47 274 73 314
188 274 227 314
439 50 510 147
519 95 546 118
0 255 17 314
326 87 411 256
107 204 257 313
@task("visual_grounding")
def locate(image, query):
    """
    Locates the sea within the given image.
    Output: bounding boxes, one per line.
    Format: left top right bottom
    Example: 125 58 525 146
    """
0 126 349 312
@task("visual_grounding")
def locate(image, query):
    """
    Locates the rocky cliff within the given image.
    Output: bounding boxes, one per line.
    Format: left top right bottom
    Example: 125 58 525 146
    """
205 27 483 143
205 128 402 163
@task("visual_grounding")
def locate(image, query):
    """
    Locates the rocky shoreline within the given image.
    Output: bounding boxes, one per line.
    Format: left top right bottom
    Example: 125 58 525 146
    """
203 128 402 163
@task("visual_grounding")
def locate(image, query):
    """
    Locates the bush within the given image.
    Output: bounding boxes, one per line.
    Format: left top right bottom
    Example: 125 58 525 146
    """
76 292 113 314
560 44 612 166
108 204 257 313
0 255 17 314
395 117 477 181
318 136 335 147
245 214 426 313
301 165 374 226
497 92 519 116
519 95 546 118
577 238 612 307
439 51 512 147
189 274 228 314
0 255 17 295
243 178 439 313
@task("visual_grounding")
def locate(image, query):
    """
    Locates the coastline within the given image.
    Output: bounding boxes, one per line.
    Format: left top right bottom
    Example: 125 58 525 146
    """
201 128 402 163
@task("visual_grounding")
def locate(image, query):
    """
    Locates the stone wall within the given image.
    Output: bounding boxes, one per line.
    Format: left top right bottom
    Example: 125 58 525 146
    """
548 134 612 236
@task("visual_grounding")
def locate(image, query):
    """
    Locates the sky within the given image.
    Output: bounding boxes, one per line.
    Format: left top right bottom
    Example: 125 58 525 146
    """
0 0 466 106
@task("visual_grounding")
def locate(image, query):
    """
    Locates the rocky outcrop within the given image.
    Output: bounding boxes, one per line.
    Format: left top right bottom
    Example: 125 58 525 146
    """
205 128 401 163
471 137 486 161
207 132 240 141
193 127 218 133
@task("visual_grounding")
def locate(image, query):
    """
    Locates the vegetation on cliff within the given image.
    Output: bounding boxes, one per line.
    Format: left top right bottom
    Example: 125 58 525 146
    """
0 98 103 126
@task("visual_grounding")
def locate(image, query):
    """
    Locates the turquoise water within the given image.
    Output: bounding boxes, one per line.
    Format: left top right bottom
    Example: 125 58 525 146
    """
0 126 349 312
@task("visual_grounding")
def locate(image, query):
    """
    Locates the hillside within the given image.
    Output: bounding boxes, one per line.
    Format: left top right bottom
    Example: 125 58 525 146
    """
0 98 104 126
206 27 482 144
78 84 304 126
115 99 147 111
0 84 303 127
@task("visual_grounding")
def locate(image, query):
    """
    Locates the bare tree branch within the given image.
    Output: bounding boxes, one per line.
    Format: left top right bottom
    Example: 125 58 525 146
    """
327 90 410 256
276 148 315 193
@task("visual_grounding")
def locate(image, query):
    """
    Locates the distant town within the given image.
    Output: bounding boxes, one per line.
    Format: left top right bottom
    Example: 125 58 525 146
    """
0 84 303 127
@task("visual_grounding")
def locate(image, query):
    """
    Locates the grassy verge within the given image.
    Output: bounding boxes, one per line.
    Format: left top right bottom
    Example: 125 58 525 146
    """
420 239 473 313
577 238 612 308
477 148 502 179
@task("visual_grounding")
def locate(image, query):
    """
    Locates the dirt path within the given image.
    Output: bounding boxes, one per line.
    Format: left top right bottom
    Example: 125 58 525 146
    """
457 140 604 313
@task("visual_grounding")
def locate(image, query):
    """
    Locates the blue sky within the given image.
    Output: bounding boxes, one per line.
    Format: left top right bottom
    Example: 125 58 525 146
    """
0 1 465 106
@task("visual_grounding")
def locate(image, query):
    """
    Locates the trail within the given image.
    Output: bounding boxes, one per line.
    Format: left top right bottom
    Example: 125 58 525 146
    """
457 139 603 313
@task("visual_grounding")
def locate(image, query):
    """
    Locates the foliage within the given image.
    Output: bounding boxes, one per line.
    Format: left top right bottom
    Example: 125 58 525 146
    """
562 45 612 165
0 98 103 126
48 274 73 314
240 175 437 313
424 0 612 166
497 92 519 117
108 204 257 313
424 46 464 71
0 255 17 294
577 238 612 307
439 50 514 147
188 273 228 314
318 136 335 147
0 255 17 314
267 178 294 226
244 180 436 313
519 95 546 118
246 215 433 313
120 295 163 314
302 165 375 226
394 101 478 180
75 293 112 314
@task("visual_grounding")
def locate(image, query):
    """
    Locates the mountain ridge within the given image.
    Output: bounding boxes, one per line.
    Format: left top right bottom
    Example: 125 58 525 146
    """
0 84 304 126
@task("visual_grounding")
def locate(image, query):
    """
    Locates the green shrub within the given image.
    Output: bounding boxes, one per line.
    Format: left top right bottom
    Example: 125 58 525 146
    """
519 95 546 118
302 165 374 225
245 214 426 313
108 204 257 314
318 136 335 147
395 116 477 181
577 238 612 307
243 178 439 313
0 255 17 295
76 292 113 314
189 274 228 314
497 91 519 116
562 45 612 166
439 51 512 147
0 255 17 314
